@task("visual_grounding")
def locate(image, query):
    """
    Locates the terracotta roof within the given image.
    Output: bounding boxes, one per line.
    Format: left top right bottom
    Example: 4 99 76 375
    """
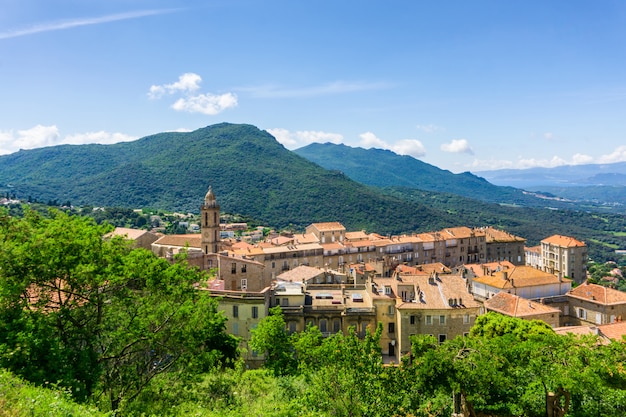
542 234 586 248
277 265 325 282
569 282 626 305
465 261 516 277
270 236 294 246
106 227 149 240
525 245 541 254
345 231 369 240
309 222 346 231
442 226 475 239
598 321 626 340
262 242 323 254
484 292 560 317
294 233 319 244
346 239 376 249
481 226 525 243
472 265 570 289
374 274 480 310
153 234 202 248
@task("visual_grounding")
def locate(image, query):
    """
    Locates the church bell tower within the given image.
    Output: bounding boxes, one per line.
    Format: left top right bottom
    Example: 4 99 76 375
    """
200 185 220 254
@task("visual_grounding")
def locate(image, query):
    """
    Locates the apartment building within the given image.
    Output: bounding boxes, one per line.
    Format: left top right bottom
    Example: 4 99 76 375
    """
541 234 588 283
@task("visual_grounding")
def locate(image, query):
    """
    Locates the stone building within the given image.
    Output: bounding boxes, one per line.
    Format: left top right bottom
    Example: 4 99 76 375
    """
541 234 588 283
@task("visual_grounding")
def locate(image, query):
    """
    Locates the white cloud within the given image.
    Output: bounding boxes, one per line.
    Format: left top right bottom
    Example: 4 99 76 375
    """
148 73 202 99
64 131 137 145
359 132 426 158
267 128 343 148
416 124 443 133
149 73 237 115
544 132 554 140
470 158 515 171
0 125 137 155
517 155 568 169
0 9 178 40
598 145 626 164
392 139 426 158
571 153 594 165
171 92 238 115
440 138 474 155
239 81 390 98
359 132 387 149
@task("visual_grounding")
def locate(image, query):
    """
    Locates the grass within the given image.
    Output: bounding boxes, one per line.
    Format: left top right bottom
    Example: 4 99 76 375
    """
0 369 108 417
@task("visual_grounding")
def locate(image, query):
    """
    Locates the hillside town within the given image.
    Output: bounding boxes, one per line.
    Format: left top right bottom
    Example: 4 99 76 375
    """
109 186 625 366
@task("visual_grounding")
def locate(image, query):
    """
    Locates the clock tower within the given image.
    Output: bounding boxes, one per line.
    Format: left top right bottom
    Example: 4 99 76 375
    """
200 185 220 254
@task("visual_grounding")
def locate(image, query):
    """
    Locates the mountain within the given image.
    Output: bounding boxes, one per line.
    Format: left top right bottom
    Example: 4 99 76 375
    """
474 162 626 208
0 123 456 234
474 162 626 188
294 143 561 207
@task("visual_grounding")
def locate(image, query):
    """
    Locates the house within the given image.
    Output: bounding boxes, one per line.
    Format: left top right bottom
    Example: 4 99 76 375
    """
466 261 572 301
481 226 526 265
564 282 626 326
105 227 161 250
484 292 561 327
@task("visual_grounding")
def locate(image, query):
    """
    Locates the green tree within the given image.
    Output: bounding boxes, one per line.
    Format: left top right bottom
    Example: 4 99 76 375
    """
249 306 296 376
0 208 238 411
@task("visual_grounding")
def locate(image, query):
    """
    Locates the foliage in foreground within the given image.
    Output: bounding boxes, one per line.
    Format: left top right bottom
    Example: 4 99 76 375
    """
0 369 108 417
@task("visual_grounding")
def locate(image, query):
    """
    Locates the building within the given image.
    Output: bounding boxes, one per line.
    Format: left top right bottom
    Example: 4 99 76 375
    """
481 226 526 265
466 261 572 301
564 282 626 326
484 292 561 327
105 227 161 250
541 234 588 283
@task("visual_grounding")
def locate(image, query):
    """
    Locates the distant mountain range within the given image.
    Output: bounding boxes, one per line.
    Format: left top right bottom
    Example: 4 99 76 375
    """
474 163 626 207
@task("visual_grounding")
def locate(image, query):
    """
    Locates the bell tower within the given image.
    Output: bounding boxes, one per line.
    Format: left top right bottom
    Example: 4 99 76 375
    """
200 185 220 254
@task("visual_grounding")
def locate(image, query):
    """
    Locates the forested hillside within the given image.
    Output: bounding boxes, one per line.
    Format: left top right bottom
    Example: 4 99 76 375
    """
0 123 624 261
0 123 456 234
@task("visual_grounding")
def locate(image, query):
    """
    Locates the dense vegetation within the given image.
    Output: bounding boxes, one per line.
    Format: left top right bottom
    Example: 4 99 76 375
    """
0 209 238 412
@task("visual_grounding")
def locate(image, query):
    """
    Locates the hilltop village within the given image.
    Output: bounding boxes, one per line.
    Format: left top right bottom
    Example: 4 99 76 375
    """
110 186 625 365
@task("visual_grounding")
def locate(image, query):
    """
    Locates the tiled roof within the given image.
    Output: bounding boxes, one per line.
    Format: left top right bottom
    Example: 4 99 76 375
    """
309 222 346 231
598 321 626 340
484 292 560 317
153 234 202 248
442 226 475 239
321 242 345 250
472 265 570 288
481 226 525 243
270 236 294 246
345 231 369 240
106 227 149 240
374 274 479 310
542 234 586 248
262 242 323 254
294 233 319 244
277 265 325 282
569 282 626 305
525 246 541 254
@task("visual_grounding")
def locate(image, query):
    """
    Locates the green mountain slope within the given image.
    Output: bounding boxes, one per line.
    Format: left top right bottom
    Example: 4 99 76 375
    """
0 123 456 234
294 143 555 206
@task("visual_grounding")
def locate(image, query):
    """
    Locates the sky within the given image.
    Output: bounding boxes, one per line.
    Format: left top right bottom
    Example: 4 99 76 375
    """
1 0 626 173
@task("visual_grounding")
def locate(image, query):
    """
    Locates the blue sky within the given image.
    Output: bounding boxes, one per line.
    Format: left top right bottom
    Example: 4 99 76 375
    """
1 0 626 173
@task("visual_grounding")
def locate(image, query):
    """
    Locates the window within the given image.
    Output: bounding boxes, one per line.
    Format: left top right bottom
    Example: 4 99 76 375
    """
384 286 391 295
426 315 432 325
578 308 586 320
438 334 447 344
231 262 236 274
252 306 258 319
388 305 395 316
281 297 289 306
410 315 416 325
241 279 247 290
288 321 297 334
333 319 341 333
233 305 238 318
241 264 247 273
320 319 328 333
271 261 275 269
232 322 239 335
388 322 395 333
463 314 470 324
439 315 446 325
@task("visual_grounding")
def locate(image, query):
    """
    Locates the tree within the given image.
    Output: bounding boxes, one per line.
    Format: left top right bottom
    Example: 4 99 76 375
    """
0 208 238 410
249 306 295 376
